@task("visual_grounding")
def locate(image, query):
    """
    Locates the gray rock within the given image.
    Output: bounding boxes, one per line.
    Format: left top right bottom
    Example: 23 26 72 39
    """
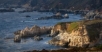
48 30 59 37
34 36 43 41
14 25 52 38
14 35 21 42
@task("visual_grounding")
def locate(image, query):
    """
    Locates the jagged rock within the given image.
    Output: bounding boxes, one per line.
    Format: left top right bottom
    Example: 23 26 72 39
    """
40 26 51 34
48 20 102 48
14 25 51 43
34 36 43 41
14 25 52 38
30 25 41 35
48 29 59 37
14 35 21 42
48 25 63 37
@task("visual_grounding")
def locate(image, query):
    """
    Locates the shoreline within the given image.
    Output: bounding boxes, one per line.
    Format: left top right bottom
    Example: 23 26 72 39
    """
25 47 102 52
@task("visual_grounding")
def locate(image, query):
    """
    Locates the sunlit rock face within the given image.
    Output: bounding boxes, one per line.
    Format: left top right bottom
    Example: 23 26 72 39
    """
49 26 90 47
49 20 102 48
49 23 70 36
14 25 52 38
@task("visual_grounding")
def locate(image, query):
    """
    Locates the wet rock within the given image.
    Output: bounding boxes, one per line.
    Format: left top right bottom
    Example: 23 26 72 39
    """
14 35 21 42
14 25 52 38
48 29 59 37
41 49 48 52
30 25 41 35
34 35 43 41
63 14 69 18
55 12 61 16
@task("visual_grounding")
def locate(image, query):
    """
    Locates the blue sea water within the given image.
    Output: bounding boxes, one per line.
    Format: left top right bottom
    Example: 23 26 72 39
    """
0 8 83 52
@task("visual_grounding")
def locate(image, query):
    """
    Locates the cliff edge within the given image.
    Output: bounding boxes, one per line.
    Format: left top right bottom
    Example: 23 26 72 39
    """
49 20 102 48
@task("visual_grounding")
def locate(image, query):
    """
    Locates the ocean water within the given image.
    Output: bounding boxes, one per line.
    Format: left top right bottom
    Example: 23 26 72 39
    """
0 9 83 52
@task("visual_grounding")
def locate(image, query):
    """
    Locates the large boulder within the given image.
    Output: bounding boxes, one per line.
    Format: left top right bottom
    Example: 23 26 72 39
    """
63 14 69 18
30 25 41 35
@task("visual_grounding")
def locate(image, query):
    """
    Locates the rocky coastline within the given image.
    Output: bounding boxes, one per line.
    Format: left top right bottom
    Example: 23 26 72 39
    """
13 10 102 51
24 19 102 52
48 20 102 48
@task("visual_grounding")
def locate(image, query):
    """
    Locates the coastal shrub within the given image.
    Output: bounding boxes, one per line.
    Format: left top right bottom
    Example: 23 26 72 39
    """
56 22 71 25
67 22 79 33
55 21 80 33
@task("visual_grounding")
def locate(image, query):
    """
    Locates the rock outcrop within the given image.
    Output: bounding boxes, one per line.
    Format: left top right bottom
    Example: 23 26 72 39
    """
48 20 102 48
14 25 51 42
34 35 43 41
14 35 21 42
84 11 102 20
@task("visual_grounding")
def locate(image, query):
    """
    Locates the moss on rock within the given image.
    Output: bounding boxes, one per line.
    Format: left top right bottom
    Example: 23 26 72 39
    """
67 22 79 33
